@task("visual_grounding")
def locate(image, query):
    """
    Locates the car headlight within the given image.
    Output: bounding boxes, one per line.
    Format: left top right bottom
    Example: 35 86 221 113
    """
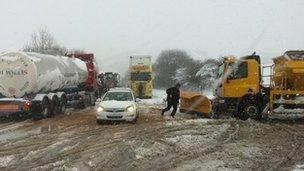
126 106 135 112
97 106 104 112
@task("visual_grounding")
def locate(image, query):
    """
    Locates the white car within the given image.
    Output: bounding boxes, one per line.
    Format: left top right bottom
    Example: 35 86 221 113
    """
96 88 139 124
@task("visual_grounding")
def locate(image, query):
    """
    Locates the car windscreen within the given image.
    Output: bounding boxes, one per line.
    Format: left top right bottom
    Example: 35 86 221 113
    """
102 92 133 101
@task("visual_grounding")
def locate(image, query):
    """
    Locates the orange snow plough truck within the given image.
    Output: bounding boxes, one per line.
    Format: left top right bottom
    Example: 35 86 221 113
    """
269 51 304 113
180 51 304 119
179 91 212 117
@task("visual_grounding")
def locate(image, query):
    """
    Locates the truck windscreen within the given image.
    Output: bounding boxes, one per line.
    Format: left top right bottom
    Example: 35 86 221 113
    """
217 63 225 78
131 72 151 81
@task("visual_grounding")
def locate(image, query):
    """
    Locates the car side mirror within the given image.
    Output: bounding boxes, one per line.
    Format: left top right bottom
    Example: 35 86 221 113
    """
135 98 141 102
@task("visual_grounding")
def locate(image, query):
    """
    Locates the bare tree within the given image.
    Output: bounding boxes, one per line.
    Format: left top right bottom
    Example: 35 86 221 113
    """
23 28 67 55
154 49 195 88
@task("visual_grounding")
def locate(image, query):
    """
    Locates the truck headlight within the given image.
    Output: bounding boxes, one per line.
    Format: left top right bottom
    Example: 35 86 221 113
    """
126 106 135 112
97 106 104 112
219 99 225 103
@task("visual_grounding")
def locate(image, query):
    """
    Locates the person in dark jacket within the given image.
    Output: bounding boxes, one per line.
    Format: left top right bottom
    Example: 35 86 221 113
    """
161 83 181 118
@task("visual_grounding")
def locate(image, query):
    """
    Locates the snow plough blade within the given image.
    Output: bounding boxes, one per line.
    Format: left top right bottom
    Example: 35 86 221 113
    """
180 91 212 117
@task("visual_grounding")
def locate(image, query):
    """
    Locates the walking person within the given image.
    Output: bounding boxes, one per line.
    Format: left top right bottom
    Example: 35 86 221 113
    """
161 83 181 118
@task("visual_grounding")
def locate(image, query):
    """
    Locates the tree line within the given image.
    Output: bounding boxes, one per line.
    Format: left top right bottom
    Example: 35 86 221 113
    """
23 28 85 55
24 28 222 92
153 49 222 91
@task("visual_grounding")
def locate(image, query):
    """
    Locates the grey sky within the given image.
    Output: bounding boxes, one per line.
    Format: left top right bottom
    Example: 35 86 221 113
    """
1 0 304 74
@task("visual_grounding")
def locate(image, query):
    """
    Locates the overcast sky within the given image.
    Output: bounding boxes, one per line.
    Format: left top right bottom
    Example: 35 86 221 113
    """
1 0 304 74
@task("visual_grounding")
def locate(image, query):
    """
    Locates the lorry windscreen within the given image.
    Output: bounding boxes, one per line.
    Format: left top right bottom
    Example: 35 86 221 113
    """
131 72 151 81
217 63 225 78
228 62 248 79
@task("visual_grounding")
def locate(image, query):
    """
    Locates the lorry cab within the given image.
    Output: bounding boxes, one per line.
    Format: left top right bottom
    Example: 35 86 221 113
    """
130 71 153 98
214 54 265 119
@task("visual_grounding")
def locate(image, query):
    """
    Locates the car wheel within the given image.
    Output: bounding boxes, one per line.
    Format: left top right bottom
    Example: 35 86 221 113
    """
97 119 104 124
131 118 137 124
131 114 138 124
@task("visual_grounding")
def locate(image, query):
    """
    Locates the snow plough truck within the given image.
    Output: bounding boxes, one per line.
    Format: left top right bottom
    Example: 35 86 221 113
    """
129 55 153 98
180 50 304 119
0 51 101 119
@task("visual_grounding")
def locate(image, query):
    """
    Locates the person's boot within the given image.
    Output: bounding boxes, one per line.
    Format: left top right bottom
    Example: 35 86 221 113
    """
170 114 175 118
161 111 164 116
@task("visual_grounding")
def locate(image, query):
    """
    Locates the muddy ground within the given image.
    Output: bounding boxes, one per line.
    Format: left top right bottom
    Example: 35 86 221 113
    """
1 105 304 171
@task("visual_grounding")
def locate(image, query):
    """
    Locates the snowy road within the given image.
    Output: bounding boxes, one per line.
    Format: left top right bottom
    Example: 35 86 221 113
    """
0 90 304 170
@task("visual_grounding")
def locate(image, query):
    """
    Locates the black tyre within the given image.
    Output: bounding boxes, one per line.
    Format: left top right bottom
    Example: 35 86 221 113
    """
241 100 261 120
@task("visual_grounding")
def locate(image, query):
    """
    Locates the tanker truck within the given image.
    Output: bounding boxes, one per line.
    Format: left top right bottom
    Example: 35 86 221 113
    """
181 51 304 119
0 51 100 119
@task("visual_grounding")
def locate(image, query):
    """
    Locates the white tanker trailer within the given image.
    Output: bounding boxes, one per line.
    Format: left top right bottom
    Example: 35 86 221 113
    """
0 51 100 119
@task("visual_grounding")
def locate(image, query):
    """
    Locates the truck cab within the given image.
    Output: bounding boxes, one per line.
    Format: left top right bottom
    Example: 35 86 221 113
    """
213 54 267 119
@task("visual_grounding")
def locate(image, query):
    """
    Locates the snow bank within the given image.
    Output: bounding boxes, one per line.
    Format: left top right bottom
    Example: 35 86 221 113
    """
139 89 166 106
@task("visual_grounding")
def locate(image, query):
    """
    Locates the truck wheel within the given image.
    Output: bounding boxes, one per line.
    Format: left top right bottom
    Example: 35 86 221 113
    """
41 98 51 118
241 101 261 120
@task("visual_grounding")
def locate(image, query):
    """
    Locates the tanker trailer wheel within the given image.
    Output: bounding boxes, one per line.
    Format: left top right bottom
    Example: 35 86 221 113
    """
51 96 60 116
241 100 261 120
41 97 51 119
